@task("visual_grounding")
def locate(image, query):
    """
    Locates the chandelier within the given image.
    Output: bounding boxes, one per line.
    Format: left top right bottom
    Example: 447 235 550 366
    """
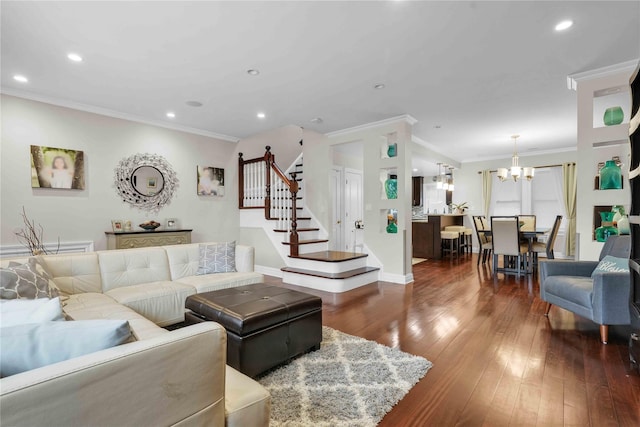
497 135 534 182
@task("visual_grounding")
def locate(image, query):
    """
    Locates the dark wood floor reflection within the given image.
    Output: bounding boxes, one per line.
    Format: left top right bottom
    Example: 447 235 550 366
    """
263 255 640 426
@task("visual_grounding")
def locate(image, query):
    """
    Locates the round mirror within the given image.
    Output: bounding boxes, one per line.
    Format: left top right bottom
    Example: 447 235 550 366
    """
114 153 179 213
131 166 164 196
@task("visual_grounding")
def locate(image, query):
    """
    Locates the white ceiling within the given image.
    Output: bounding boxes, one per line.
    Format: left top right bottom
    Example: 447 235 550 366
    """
2 1 639 168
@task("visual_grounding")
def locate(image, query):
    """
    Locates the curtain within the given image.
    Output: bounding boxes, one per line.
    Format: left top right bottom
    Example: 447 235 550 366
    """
482 170 492 218
562 163 577 256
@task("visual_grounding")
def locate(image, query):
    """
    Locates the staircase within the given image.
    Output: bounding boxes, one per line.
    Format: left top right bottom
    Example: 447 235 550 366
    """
239 146 379 292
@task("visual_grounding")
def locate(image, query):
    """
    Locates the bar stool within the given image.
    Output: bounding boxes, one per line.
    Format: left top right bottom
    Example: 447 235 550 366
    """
444 225 467 254
463 228 473 254
441 230 459 260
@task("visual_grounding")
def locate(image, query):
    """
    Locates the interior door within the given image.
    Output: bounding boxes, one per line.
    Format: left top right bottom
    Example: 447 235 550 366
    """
330 167 343 251
344 169 363 252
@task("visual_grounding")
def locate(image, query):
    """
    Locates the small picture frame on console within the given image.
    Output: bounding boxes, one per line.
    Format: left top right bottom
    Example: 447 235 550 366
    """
166 218 178 230
111 220 123 232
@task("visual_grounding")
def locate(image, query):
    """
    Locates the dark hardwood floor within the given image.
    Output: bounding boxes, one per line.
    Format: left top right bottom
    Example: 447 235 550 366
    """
263 254 640 426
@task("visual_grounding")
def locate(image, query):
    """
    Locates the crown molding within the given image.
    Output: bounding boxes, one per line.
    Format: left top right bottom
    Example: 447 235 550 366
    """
459 146 577 164
0 88 240 143
326 114 418 137
567 59 639 90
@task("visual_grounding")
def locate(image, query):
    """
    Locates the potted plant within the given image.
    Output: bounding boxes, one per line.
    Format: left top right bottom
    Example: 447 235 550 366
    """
450 202 468 214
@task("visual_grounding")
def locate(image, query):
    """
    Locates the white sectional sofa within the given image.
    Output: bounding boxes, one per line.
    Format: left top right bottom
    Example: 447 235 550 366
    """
0 242 270 427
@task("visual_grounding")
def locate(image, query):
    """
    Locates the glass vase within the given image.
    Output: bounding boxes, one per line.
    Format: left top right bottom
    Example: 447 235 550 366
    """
603 106 624 126
387 143 397 158
612 205 625 226
595 211 618 242
617 215 631 235
599 160 622 190
385 174 398 199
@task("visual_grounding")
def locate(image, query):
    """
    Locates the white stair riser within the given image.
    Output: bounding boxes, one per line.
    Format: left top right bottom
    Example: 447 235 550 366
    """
279 231 320 241
296 242 329 254
282 270 379 293
287 257 368 273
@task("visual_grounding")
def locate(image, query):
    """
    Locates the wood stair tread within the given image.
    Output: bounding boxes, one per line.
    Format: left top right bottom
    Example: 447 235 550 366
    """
282 239 329 246
273 228 319 233
281 266 379 280
289 251 369 262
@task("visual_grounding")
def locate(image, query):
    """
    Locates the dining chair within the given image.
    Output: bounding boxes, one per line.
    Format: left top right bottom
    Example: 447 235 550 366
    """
531 215 562 268
490 216 530 276
518 215 536 232
472 215 492 266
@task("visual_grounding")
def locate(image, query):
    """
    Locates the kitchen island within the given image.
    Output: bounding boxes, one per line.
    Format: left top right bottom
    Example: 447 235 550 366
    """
412 214 465 259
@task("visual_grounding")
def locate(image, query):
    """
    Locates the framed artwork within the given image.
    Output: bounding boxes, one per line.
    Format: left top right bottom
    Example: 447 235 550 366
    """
111 220 123 232
166 218 178 230
147 177 157 189
30 145 85 190
197 166 225 197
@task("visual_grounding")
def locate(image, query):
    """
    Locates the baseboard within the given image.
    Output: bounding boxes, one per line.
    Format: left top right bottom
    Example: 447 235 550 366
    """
379 272 413 284
255 265 284 278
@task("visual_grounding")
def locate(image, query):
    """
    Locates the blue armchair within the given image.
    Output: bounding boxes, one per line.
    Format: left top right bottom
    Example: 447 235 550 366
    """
539 235 631 344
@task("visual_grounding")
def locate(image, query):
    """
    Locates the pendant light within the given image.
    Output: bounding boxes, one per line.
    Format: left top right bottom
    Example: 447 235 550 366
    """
436 163 443 189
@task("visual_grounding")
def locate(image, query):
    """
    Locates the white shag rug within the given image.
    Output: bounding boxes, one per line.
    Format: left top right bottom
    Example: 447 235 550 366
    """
257 326 432 427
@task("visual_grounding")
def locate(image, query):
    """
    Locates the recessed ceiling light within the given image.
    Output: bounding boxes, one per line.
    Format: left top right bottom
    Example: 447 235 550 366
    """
166 112 176 118
247 69 260 76
310 117 323 124
373 83 385 90
555 20 573 31
13 75 28 83
257 112 266 119
186 100 203 107
67 53 83 62
413 168 418 172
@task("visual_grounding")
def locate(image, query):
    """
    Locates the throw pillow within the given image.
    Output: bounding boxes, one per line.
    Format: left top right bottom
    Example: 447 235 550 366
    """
0 258 60 299
0 297 64 327
197 242 237 275
591 255 630 277
0 319 133 377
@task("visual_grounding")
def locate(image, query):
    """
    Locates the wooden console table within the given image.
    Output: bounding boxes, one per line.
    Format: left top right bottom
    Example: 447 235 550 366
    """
105 229 192 250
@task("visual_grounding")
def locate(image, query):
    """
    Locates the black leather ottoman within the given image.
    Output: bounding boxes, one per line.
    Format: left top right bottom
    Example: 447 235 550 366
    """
185 283 322 378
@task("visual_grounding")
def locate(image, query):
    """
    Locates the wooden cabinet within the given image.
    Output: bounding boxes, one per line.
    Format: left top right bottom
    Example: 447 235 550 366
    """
412 176 424 206
412 221 434 258
105 229 192 250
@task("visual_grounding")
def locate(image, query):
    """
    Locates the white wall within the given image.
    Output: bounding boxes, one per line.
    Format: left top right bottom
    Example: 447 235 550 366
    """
237 124 303 171
327 118 414 282
1 95 240 251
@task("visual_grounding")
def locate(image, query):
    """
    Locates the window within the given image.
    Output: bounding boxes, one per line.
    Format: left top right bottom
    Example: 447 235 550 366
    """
489 166 567 255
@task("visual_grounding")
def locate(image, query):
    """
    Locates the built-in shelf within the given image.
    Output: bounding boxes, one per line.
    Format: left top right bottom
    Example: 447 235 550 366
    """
592 88 631 129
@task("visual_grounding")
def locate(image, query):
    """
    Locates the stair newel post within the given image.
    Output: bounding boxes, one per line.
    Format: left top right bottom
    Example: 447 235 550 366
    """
238 152 244 208
264 146 272 220
289 172 299 257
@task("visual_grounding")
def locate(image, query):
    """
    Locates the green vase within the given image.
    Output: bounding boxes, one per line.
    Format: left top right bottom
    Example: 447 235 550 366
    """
595 211 618 242
599 160 622 190
603 106 624 126
387 143 397 158
385 174 398 199
386 222 398 234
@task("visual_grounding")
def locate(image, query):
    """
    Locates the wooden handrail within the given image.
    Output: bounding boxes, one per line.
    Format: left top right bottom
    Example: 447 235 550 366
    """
239 146 301 256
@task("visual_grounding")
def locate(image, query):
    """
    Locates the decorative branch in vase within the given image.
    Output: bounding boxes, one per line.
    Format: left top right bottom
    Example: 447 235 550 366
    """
14 207 59 255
